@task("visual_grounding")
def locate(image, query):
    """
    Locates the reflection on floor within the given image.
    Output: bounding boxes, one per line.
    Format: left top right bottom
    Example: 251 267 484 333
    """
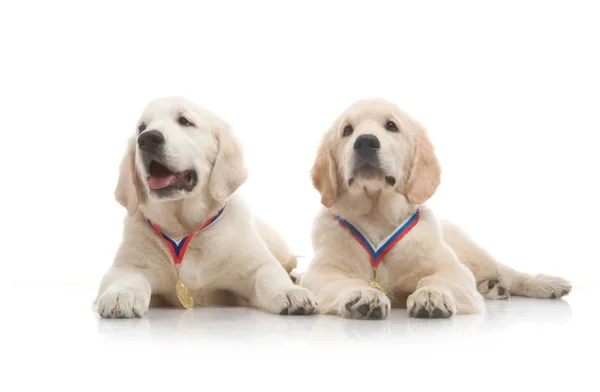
96 293 574 343
4 281 595 391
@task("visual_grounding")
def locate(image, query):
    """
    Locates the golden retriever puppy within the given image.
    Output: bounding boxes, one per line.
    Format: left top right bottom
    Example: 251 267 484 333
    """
300 98 571 319
95 97 316 318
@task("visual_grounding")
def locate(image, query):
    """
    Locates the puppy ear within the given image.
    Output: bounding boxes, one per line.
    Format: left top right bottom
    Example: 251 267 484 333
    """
311 134 339 208
114 139 146 216
209 123 248 203
405 125 441 205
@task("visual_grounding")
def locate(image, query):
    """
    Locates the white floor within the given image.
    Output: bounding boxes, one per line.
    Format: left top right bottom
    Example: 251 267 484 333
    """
2 280 596 392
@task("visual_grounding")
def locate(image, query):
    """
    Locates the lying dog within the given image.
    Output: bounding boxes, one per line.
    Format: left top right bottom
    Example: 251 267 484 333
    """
300 98 571 319
95 97 316 318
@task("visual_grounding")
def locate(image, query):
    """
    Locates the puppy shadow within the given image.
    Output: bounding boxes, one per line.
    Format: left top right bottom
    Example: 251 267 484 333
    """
399 296 572 338
96 297 573 342
382 296 571 340
95 316 153 339
342 318 392 340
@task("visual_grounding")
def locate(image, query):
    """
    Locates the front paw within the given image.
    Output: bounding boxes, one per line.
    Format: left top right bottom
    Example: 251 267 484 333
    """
338 289 390 319
268 286 317 315
407 287 455 319
96 287 150 319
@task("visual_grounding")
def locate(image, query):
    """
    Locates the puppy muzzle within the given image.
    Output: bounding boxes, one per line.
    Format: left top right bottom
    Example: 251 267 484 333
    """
352 134 383 176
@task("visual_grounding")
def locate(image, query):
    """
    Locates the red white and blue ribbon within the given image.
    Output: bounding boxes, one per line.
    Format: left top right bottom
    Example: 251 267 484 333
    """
334 209 420 268
147 206 226 264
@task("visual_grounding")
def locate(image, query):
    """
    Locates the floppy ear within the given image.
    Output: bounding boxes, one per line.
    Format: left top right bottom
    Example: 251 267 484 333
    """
311 134 339 208
114 139 146 216
405 125 441 205
209 124 248 203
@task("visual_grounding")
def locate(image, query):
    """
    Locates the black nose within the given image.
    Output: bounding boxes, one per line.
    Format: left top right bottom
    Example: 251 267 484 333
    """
138 130 165 152
354 134 380 157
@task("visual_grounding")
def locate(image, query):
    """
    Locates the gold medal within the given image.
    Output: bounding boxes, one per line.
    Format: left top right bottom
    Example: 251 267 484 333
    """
174 264 194 310
370 267 387 296
175 280 194 310
370 280 387 295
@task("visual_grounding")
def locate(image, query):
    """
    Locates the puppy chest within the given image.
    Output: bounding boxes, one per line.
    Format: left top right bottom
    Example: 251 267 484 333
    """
381 247 432 289
176 248 214 290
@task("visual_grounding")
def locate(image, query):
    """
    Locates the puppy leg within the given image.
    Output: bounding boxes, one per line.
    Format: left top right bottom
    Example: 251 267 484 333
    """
442 219 572 299
235 246 316 315
95 265 152 319
300 266 391 319
407 252 484 318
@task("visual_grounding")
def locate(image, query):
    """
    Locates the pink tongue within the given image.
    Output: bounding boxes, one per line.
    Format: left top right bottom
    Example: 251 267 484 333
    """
148 174 176 189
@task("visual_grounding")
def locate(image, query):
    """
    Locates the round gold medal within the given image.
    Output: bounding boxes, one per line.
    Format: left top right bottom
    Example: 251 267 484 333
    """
370 280 387 296
175 280 194 310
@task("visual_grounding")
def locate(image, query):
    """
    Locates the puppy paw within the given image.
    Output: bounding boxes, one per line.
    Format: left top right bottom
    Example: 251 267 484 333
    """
338 289 390 319
269 286 317 315
96 288 150 319
407 287 455 319
478 279 509 300
524 274 572 299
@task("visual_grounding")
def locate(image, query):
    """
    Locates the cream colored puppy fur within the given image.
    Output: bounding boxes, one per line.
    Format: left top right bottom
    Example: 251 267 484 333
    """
95 97 316 318
300 98 571 319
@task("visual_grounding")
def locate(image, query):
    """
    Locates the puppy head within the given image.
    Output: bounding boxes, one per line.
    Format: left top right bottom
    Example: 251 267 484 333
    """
311 98 441 207
115 97 247 215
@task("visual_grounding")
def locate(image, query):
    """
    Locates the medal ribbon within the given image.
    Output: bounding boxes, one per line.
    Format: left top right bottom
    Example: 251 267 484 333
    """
147 206 226 265
334 209 420 268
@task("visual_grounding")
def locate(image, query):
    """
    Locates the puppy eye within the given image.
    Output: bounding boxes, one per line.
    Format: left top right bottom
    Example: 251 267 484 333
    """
385 120 399 132
342 124 353 137
138 123 146 133
178 116 194 127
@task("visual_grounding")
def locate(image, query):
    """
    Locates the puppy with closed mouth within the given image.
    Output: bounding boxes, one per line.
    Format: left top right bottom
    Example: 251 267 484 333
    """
299 98 571 319
95 97 316 318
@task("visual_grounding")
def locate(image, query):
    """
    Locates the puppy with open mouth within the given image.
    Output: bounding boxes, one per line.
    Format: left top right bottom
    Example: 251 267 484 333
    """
299 98 571 319
94 97 316 318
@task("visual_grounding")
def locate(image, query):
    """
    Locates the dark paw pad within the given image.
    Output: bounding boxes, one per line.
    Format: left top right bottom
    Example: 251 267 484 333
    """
432 307 445 318
409 304 416 317
488 279 500 290
291 307 306 315
357 303 370 317
416 307 430 318
369 307 383 319
345 297 360 311
445 304 454 316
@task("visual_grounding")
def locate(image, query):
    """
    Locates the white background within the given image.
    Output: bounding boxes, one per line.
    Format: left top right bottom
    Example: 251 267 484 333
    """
1 1 599 391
